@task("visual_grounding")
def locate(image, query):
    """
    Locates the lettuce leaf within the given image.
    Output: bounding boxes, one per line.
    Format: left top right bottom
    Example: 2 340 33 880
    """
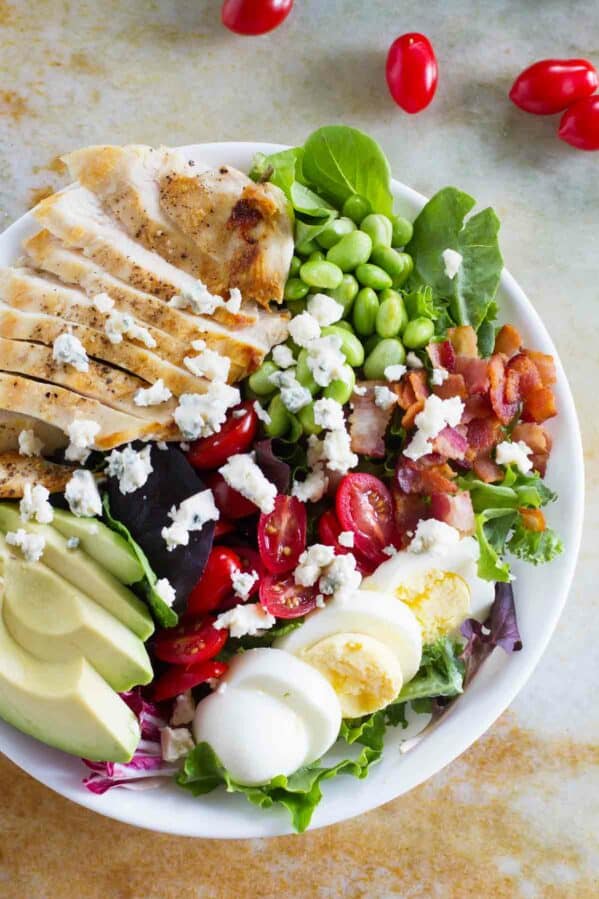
395 637 464 703
507 518 563 565
461 582 522 685
459 466 556 513
474 508 516 582
250 147 336 219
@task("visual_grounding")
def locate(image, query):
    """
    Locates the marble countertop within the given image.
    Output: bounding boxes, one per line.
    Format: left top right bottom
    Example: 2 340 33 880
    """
0 1 597 896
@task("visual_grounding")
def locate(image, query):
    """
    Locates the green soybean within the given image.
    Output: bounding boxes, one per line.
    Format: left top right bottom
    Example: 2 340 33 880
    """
376 290 408 338
308 250 325 263
296 349 320 395
265 394 290 438
321 325 365 368
248 360 279 396
316 216 356 250
402 316 435 349
297 402 322 436
289 255 302 277
352 287 379 337
363 338 406 380
300 259 344 290
360 213 393 249
286 413 304 443
284 278 310 301
355 263 393 291
391 215 414 247
335 320 354 333
342 194 372 224
365 333 383 355
327 273 359 317
323 364 356 405
370 247 414 288
326 231 372 272
295 237 320 257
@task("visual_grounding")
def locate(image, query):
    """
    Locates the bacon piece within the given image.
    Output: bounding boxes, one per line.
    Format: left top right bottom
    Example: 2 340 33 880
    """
512 421 552 454
472 455 504 483
530 452 549 477
454 355 490 395
489 354 519 424
432 426 468 460
462 394 493 423
349 385 394 458
408 370 430 401
396 456 458 495
401 399 425 430
448 325 478 357
507 352 542 398
522 387 557 424
494 324 522 357
392 486 429 544
433 373 467 400
524 350 556 387
430 490 475 535
465 416 503 459
427 340 456 371
520 507 546 532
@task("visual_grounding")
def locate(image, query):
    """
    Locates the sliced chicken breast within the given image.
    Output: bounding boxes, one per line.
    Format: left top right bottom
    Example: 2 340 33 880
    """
0 452 75 498
0 410 66 455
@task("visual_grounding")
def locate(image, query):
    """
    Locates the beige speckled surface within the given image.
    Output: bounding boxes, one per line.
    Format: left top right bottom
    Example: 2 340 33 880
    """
0 1 597 896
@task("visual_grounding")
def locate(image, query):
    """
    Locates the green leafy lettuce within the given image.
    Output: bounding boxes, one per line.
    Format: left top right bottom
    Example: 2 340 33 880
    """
218 619 304 661
395 638 464 703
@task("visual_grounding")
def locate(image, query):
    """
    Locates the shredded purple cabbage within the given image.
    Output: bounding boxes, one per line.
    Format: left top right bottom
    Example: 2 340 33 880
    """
460 582 522 686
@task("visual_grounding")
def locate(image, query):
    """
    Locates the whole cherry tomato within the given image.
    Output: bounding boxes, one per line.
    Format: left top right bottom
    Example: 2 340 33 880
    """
558 95 599 150
386 32 438 113
509 58 597 115
222 0 293 36
204 471 258 519
186 546 243 617
186 402 257 470
153 617 228 665
153 660 227 702
257 494 306 574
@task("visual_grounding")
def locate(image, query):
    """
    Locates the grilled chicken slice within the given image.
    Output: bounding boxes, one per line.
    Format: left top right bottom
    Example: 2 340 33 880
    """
0 452 75 498
23 231 279 381
64 145 293 307
0 373 168 448
0 337 177 425
33 187 258 329
0 304 207 397
0 410 66 455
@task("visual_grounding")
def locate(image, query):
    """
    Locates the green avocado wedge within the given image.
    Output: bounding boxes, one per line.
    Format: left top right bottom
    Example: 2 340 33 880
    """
51 508 144 585
2 554 153 692
0 505 154 641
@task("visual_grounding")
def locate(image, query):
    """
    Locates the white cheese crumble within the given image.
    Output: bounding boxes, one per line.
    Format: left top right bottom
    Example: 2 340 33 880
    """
66 536 80 550
6 529 45 562
105 311 156 348
214 603 276 638
288 311 321 347
495 440 534 474
268 369 311 413
160 726 195 763
184 348 230 382
338 530 355 548
19 483 54 525
174 384 240 441
168 281 225 316
170 691 196 726
431 367 449 386
155 578 176 607
313 397 345 431
106 445 153 495
307 293 344 326
64 419 101 463
157 441 168 451
161 489 219 551
306 335 346 388
226 287 243 314
64 470 102 517
353 384 368 396
406 352 424 369
403 395 465 462
322 427 358 474
409 519 461 555
442 248 463 280
231 569 259 601
383 544 398 557
272 344 295 369
92 292 115 313
294 544 336 587
374 385 397 410
291 466 329 503
219 453 277 514
253 400 271 425
384 364 407 382
52 333 89 372
18 429 43 457
318 553 361 600
134 379 173 407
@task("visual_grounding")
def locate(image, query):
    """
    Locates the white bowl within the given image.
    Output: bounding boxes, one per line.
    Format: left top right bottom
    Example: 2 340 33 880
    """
0 142 584 838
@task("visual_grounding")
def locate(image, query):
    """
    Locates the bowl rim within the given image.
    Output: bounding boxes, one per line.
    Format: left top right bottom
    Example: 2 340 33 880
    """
0 141 584 838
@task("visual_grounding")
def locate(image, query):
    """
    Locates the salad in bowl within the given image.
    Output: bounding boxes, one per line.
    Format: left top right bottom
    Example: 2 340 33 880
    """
0 126 571 834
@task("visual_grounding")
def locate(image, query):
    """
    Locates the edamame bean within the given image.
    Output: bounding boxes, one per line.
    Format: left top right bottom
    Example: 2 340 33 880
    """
402 317 435 349
248 360 279 396
265 394 290 438
391 215 414 247
323 364 356 405
376 290 408 338
335 320 354 332
296 349 320 395
289 255 302 277
352 287 379 337
365 334 383 355
355 263 393 291
295 237 319 257
297 402 322 436
363 338 406 380
286 413 303 443
370 247 414 288
284 278 310 301
308 250 325 263
326 231 372 272
327 274 359 317
360 213 393 249
342 194 372 224
316 216 356 249
300 259 344 290
321 325 365 368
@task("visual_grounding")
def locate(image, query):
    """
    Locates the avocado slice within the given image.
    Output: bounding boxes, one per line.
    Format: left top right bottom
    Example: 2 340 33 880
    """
2 554 153 692
51 508 144 585
0 585 141 762
0 504 154 641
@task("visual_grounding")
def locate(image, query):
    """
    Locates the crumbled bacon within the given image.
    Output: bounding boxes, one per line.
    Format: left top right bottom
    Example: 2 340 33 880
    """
432 426 468 460
430 490 475 535
519 507 546 532
462 394 494 423
427 340 456 371
448 325 478 357
396 455 458 495
349 383 395 459
409 370 430 401
489 354 519 424
522 386 557 424
507 352 542 397
454 355 490 395
512 422 552 454
465 416 503 459
472 455 504 483
392 486 429 544
433 372 467 400
494 324 522 357
401 399 425 430
524 350 556 387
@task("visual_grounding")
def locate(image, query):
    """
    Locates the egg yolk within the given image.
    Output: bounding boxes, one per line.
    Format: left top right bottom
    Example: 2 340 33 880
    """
394 570 471 643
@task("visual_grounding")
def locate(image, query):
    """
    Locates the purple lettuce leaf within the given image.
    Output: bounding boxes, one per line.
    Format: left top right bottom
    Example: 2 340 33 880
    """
254 439 290 494
460 582 522 686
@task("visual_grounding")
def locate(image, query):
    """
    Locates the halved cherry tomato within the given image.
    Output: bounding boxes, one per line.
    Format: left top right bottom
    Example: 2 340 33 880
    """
258 494 306 574
386 32 438 114
186 402 257 470
226 545 263 595
509 58 598 115
186 547 242 617
204 471 258 519
317 508 372 574
222 0 293 36
336 473 398 566
558 96 599 151
153 617 228 665
260 573 318 619
153 660 228 702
